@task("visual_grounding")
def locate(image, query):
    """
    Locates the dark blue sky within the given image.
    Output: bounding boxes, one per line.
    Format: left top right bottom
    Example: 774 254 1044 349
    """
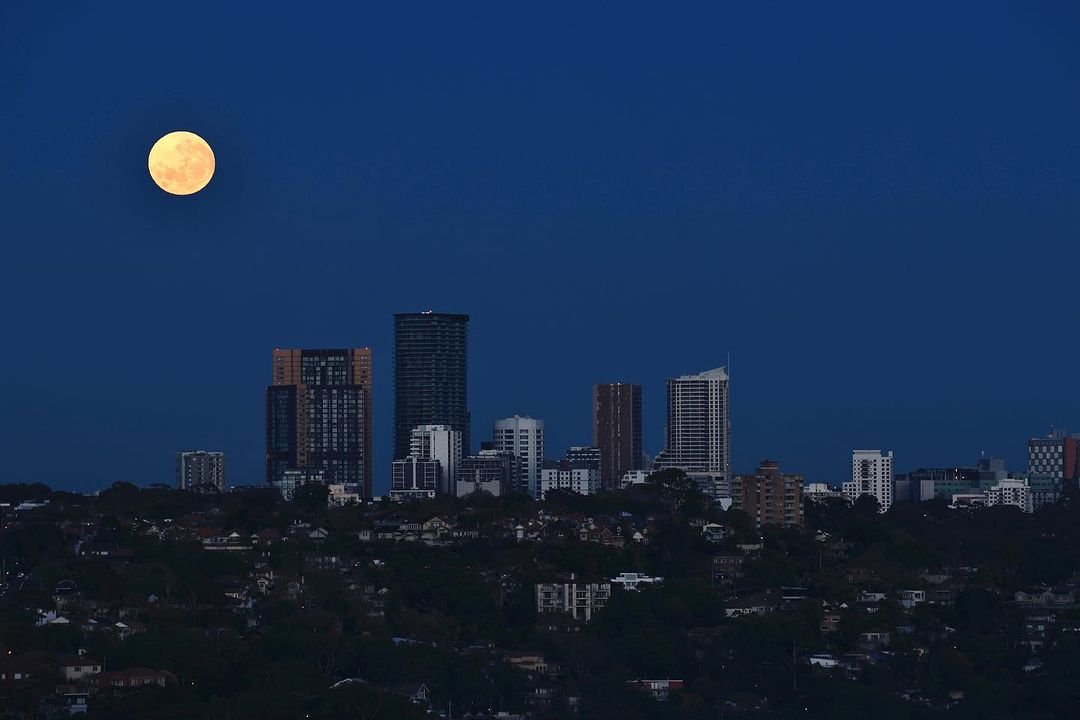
3 1 1080 492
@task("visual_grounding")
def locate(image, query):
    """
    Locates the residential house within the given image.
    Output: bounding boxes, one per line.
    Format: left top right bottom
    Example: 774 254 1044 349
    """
58 655 103 681
724 593 778 618
701 523 728 543
1015 587 1076 610
898 589 927 609
627 679 684 701
504 652 549 675
858 631 891 650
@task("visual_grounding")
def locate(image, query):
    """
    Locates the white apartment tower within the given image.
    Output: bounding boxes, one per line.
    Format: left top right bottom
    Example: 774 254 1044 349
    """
493 416 545 497
653 367 730 478
987 477 1034 513
410 424 462 495
540 460 601 498
844 449 894 513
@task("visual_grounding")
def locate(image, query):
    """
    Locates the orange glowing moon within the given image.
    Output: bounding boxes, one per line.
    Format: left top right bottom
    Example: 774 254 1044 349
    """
147 131 215 195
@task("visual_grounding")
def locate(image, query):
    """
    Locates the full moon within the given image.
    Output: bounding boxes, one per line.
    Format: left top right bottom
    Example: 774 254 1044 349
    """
148 131 215 195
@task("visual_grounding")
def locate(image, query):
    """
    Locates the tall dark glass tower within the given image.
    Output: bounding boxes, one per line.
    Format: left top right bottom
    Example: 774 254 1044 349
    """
593 383 643 491
265 348 373 498
394 312 470 460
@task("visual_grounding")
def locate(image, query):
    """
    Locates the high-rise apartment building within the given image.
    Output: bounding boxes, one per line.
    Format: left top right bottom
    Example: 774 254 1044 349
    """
393 312 470 460
175 451 226 493
493 416 545 497
409 424 463 495
265 348 373 497
731 460 804 528
593 383 643 492
540 459 602 499
1028 429 1080 489
653 367 730 478
843 449 894 513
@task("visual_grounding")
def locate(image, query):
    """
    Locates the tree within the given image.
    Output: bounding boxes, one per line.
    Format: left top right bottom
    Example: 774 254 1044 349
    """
294 482 329 514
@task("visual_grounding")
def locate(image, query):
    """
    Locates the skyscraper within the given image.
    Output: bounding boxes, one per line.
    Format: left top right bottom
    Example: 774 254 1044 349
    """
393 312 470 459
175 451 226 493
844 449 894 513
653 367 730 477
265 348 373 498
493 415 545 497
593 383 643 491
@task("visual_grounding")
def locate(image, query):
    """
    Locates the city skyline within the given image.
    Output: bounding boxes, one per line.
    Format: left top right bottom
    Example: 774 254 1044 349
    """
245 320 1080 498
5 3 1080 492
6 4 1080 717
13 311 1080 494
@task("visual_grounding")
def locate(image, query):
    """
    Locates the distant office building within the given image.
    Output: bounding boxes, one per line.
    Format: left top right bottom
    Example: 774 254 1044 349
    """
393 312 470 459
1028 429 1080 489
987 477 1034 513
731 460 804 528
893 474 932 504
493 416 545 497
593 383 643 492
843 450 894 513
894 467 979 503
976 456 1008 489
456 446 519 497
1024 473 1062 509
653 367 730 478
390 457 442 502
540 453 602 499
265 348 373 497
409 424 462 495
175 451 226 493
274 468 329 502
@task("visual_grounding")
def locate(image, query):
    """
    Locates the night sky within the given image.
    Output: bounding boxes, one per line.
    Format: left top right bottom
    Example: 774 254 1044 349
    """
3 1 1080 493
